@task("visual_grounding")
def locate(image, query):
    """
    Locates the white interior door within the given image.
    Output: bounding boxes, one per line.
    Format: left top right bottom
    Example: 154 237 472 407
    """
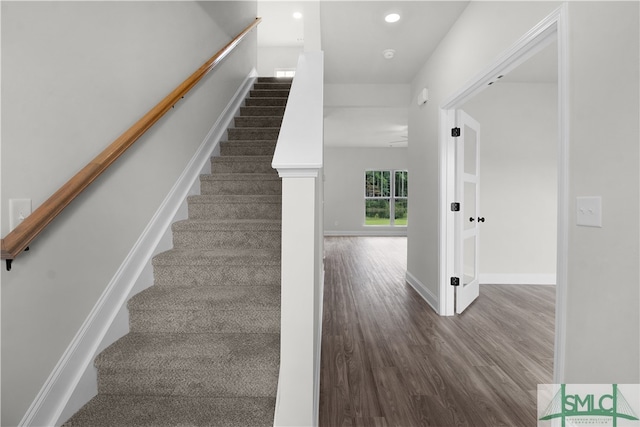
455 110 481 314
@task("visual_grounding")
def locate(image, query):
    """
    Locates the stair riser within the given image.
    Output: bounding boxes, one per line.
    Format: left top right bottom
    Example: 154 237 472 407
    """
253 83 292 90
250 90 290 98
200 180 281 196
173 230 281 250
97 368 278 397
153 263 280 287
244 98 288 107
240 107 286 117
211 160 276 174
228 128 280 141
257 77 293 83
220 144 276 156
234 117 283 128
129 310 280 334
188 203 281 220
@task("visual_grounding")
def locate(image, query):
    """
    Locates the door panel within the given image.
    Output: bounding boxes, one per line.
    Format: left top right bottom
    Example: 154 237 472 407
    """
455 110 481 314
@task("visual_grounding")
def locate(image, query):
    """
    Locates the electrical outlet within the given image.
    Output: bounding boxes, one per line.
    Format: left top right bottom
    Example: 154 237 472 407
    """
9 199 32 231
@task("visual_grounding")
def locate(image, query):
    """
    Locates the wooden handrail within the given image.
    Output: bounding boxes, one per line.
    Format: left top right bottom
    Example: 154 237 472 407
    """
1 18 261 269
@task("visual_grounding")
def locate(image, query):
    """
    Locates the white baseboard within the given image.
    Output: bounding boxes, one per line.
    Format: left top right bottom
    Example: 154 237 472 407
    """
313 267 324 427
324 230 407 237
19 70 258 427
405 271 439 313
479 273 556 285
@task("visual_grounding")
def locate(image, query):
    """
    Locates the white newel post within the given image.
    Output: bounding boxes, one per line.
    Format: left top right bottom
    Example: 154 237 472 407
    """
272 52 324 427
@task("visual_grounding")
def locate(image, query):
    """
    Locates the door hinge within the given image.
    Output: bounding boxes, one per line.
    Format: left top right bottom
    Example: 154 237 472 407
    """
451 202 460 212
451 127 461 137
451 277 460 286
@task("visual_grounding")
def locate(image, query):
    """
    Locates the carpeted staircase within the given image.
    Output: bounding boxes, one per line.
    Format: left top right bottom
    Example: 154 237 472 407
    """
63 77 291 427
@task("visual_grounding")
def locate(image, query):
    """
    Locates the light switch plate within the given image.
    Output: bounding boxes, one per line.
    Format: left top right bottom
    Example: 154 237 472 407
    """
576 196 602 227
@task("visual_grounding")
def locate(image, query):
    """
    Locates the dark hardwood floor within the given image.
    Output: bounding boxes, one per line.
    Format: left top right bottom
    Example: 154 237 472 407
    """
319 237 555 427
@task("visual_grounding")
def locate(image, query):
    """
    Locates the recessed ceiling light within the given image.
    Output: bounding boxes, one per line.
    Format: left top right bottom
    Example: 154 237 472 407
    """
293 12 303 19
383 49 396 60
385 13 400 23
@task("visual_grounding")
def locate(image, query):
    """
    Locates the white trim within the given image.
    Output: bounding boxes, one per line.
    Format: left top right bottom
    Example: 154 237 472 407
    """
553 2 569 386
479 274 556 286
272 52 324 174
19 70 257 427
312 267 325 427
405 271 438 312
273 52 324 427
276 167 321 178
437 5 568 383
324 230 407 237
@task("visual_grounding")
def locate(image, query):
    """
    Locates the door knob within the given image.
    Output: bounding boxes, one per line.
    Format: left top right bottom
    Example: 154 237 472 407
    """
478 217 485 222
469 217 475 222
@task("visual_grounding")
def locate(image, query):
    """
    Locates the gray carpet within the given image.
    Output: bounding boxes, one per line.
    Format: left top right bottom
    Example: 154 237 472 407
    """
63 77 290 427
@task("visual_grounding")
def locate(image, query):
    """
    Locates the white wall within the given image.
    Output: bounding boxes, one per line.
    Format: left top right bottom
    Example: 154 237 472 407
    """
408 1 639 383
0 2 257 425
563 1 639 383
324 147 408 235
462 82 557 283
258 46 303 76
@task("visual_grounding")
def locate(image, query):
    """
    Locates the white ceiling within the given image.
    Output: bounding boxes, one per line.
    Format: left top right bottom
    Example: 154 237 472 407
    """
257 1 305 47
258 1 469 84
257 1 557 148
319 1 469 84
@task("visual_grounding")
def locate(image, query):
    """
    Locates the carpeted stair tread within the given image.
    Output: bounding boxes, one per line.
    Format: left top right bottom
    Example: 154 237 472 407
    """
63 395 276 427
227 127 280 140
211 155 277 174
199 173 282 197
240 106 286 116
95 333 279 396
234 116 283 128
213 155 274 161
244 97 288 107
202 172 281 181
257 77 292 82
153 247 280 267
249 90 289 98
173 218 281 231
96 332 279 370
130 308 279 334
187 194 282 204
128 285 280 311
220 140 278 156
172 220 281 250
220 140 279 147
130 307 279 334
187 195 281 220
253 82 292 90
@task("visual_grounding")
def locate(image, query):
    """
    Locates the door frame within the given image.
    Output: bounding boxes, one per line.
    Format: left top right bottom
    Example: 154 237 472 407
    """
437 4 568 383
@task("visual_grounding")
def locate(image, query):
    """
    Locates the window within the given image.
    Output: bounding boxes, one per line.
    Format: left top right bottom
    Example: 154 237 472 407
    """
365 170 408 226
275 69 296 78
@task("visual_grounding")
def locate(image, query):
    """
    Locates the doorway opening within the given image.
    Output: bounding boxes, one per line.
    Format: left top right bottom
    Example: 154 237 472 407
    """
438 5 568 383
